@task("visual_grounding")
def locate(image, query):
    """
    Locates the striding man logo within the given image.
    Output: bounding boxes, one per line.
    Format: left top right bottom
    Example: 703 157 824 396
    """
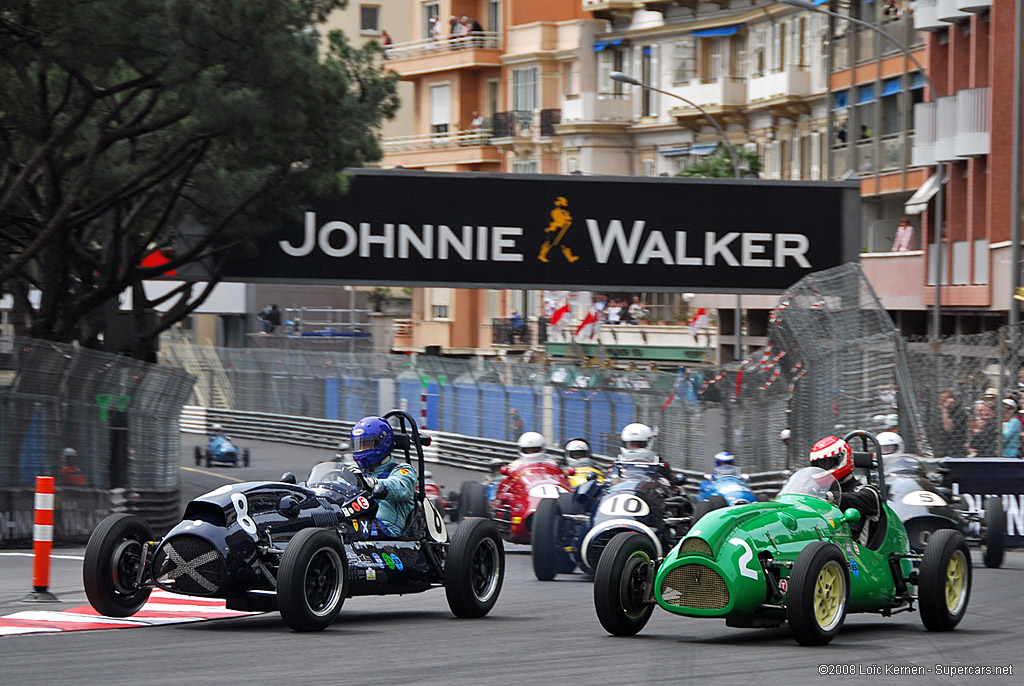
538 196 580 263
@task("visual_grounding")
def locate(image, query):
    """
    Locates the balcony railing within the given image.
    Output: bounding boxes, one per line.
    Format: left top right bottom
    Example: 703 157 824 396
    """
954 87 990 157
669 76 747 111
384 32 501 60
492 109 562 138
911 87 990 165
561 92 632 122
492 317 533 346
747 66 810 103
914 0 945 31
382 129 494 153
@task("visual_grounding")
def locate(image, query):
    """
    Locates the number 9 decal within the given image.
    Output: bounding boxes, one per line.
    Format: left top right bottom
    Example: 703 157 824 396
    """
231 493 258 539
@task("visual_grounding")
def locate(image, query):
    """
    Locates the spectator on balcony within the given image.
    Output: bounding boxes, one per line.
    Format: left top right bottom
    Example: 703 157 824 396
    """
891 217 914 251
606 299 623 324
627 296 648 324
467 15 484 45
836 118 848 144
510 310 525 343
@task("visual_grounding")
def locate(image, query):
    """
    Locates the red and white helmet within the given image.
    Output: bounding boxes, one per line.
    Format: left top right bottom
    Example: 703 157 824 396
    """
809 436 853 481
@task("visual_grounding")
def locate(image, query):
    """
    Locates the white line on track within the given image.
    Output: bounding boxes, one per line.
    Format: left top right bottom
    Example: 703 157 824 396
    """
180 465 246 483
0 553 84 560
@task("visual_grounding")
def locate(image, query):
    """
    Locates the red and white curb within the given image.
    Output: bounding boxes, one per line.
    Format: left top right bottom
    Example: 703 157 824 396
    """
0 590 257 636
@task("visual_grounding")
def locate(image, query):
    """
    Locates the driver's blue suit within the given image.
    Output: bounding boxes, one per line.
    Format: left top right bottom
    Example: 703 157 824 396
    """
364 457 418 536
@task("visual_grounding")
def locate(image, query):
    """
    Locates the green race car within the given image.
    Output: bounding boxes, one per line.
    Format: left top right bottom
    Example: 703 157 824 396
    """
594 430 972 646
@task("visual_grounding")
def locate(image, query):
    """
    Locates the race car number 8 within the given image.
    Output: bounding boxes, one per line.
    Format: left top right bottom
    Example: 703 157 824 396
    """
231 493 258 538
598 494 650 517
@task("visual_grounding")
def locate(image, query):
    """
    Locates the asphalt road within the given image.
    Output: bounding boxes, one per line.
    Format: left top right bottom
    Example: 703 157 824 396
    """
1 440 1021 686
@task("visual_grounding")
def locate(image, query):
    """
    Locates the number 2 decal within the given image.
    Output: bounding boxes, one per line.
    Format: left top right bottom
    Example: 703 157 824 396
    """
231 493 258 539
729 537 758 580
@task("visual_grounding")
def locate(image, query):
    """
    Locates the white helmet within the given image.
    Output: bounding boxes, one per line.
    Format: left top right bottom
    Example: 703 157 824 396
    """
877 431 904 456
779 429 791 442
517 431 546 459
619 423 655 461
564 439 591 461
211 423 223 432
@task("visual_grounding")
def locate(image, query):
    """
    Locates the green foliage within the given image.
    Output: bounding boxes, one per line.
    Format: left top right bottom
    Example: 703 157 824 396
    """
676 145 762 179
0 0 398 353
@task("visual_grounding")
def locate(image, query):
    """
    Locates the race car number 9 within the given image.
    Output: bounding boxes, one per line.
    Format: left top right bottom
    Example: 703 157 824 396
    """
231 493 258 538
598 494 650 517
529 484 568 499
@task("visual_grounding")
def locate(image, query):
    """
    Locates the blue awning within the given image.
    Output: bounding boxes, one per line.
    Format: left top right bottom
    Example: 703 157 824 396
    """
834 90 849 109
858 84 875 104
690 25 740 38
661 142 720 157
812 0 830 4
909 72 925 90
594 38 624 52
882 78 901 97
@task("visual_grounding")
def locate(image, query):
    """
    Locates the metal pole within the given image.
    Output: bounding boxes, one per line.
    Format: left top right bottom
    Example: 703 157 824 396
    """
734 294 742 361
933 167 944 338
1010 0 1023 329
610 71 742 178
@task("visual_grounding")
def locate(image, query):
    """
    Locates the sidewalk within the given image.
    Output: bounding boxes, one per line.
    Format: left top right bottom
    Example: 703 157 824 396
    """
0 548 88 613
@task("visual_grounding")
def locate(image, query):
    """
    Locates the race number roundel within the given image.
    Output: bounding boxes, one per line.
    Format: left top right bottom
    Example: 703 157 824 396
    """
529 484 568 499
598 494 650 517
901 490 947 507
423 498 447 542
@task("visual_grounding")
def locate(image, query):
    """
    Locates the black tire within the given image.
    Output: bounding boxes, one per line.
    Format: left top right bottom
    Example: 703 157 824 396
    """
593 532 656 636
445 517 505 618
277 528 348 632
919 529 971 631
205 449 213 468
532 498 570 581
787 541 849 646
242 448 251 468
981 497 1005 569
193 446 202 466
83 514 155 617
693 495 728 523
458 480 488 521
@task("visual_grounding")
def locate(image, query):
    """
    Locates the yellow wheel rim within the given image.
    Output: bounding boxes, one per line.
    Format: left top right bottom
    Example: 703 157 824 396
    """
944 550 967 613
813 561 845 631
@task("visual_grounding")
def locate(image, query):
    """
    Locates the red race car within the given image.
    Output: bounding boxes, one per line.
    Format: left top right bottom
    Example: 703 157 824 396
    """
454 456 572 544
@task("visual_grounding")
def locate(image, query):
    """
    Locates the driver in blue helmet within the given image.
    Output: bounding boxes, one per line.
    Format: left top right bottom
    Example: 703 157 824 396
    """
710 451 741 479
351 417 418 537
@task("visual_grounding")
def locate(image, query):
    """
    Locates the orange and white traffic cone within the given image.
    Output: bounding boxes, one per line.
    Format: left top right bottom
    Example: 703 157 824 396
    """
27 475 60 602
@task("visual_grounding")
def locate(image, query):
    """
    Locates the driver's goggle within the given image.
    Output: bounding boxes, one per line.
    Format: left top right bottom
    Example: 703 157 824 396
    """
623 441 648 449
812 453 843 471
352 436 381 452
568 450 589 459
520 446 543 454
881 444 899 455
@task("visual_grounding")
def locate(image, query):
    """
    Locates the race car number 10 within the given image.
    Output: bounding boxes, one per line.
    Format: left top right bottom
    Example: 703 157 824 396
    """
598 494 650 517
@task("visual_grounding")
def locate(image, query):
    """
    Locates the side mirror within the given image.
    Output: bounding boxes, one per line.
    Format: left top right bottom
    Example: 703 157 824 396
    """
500 465 510 476
420 435 432 446
280 472 297 484
277 494 300 518
842 508 861 526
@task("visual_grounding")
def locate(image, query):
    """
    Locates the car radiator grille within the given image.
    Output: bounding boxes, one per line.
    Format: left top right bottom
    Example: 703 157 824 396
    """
661 564 730 610
679 538 712 556
154 534 224 596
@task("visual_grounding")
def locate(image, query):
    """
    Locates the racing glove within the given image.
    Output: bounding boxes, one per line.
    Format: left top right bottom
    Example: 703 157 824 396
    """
361 475 389 500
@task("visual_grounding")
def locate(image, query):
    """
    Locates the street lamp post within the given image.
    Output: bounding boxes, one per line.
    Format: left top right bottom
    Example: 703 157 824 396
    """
780 0 945 339
609 71 742 179
609 70 744 360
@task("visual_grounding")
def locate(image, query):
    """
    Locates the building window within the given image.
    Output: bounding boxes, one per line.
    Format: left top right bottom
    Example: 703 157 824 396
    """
673 40 695 84
772 23 787 72
430 83 450 134
488 0 501 35
735 33 747 80
597 48 626 96
486 79 500 118
753 29 767 77
432 305 449 319
360 5 380 34
641 46 656 115
512 159 538 174
564 61 580 98
422 1 439 40
513 67 537 113
700 38 724 82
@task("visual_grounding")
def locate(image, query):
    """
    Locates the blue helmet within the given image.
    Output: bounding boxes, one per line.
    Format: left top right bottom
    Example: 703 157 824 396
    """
351 417 394 470
714 451 735 466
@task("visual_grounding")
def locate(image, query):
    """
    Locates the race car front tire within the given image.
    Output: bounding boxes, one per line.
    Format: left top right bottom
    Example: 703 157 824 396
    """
83 514 155 617
981 496 1005 569
205 450 213 468
594 531 656 636
242 448 251 468
193 446 202 466
445 517 505 618
277 529 348 632
458 480 488 521
919 529 971 632
532 497 571 581
787 541 849 646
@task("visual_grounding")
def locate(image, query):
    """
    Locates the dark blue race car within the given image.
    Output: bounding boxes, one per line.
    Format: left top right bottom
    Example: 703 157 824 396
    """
195 434 250 468
531 458 693 580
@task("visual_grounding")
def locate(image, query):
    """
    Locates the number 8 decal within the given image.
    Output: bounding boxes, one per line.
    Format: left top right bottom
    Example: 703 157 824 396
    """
231 493 258 539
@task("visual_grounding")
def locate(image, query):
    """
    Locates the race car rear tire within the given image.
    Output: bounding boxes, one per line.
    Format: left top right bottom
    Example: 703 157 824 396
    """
193 446 202 466
243 448 251 468
83 514 155 617
458 480 488 521
205 449 213 468
277 528 348 632
445 517 504 618
919 529 971 632
787 541 849 646
693 495 728 524
981 496 1005 569
594 532 656 636
532 498 570 581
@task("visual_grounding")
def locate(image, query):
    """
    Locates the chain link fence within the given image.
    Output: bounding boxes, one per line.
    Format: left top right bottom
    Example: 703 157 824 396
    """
0 338 195 490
